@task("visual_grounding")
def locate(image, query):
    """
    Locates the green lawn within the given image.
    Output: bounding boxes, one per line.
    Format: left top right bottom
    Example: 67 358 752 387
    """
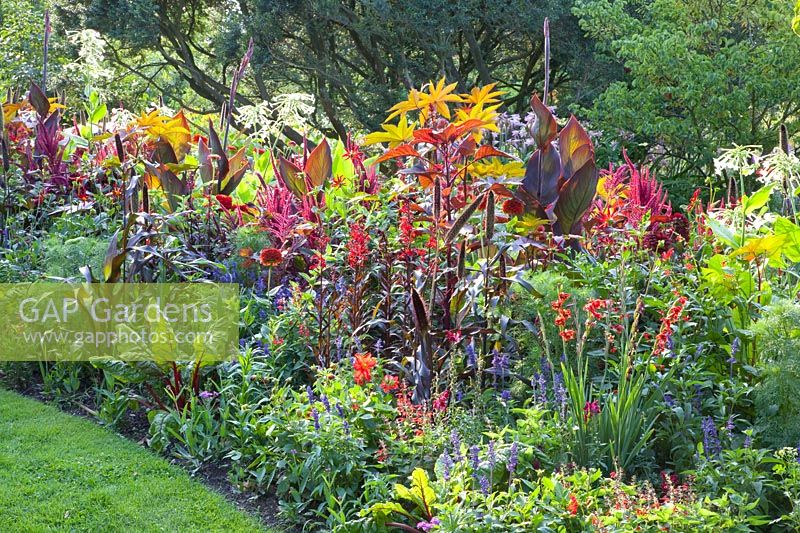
0 388 274 532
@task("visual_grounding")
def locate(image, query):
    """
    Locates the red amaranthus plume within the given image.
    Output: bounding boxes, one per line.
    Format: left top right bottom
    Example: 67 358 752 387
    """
257 184 299 247
624 150 671 224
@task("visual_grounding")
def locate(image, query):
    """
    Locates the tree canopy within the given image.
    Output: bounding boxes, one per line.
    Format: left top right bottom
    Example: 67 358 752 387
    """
575 0 800 188
70 0 613 137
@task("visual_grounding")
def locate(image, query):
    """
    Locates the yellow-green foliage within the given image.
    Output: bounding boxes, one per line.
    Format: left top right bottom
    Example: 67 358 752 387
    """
43 235 107 279
753 300 800 448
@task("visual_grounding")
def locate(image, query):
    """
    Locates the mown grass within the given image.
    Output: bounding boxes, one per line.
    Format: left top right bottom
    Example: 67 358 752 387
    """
0 388 275 532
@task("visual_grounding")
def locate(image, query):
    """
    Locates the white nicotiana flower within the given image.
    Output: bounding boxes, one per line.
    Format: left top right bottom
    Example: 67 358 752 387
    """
714 145 762 177
236 93 316 144
759 149 800 193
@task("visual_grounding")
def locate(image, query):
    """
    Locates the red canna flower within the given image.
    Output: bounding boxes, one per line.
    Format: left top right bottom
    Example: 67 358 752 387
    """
567 494 579 515
353 352 377 385
259 247 283 267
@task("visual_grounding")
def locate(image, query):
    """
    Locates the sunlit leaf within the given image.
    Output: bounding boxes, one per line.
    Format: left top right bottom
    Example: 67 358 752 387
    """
474 145 513 162
530 93 557 148
376 143 421 163
559 116 594 179
305 138 332 188
553 160 598 235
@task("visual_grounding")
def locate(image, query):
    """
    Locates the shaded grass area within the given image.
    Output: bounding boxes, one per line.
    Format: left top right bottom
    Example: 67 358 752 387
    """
0 388 274 532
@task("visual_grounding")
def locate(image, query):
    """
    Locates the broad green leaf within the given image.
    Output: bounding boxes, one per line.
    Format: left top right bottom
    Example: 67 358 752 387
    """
704 215 739 248
410 468 436 510
90 103 107 124
742 183 775 215
773 216 800 263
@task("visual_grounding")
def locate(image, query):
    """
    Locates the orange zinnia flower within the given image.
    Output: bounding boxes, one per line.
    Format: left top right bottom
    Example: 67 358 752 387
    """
259 248 283 267
353 352 377 385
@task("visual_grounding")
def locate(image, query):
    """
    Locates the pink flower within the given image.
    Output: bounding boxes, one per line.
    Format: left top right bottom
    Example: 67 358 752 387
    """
583 400 600 421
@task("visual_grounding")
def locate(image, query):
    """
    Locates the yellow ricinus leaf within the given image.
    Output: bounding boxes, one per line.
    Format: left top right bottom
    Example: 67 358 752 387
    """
135 109 191 159
461 83 504 107
418 78 463 120
732 234 788 261
384 78 464 124
2 102 22 123
385 89 426 122
46 97 66 112
517 214 550 232
472 158 524 178
363 115 416 147
135 109 165 130
455 104 500 143
152 110 191 159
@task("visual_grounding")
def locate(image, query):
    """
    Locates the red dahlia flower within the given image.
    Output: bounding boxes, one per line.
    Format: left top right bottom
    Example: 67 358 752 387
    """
353 352 377 385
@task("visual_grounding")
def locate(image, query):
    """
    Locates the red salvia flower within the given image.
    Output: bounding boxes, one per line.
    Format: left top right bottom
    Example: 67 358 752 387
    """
375 441 388 463
380 374 400 393
347 222 370 269
398 200 426 261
